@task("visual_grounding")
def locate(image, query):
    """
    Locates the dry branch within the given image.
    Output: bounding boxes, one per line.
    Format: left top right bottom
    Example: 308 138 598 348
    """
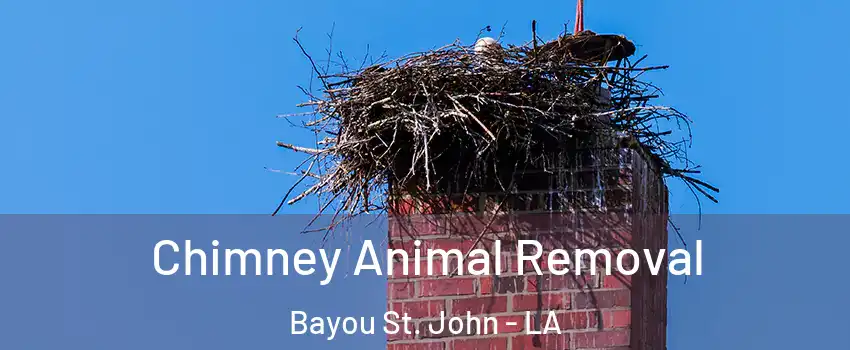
277 29 717 229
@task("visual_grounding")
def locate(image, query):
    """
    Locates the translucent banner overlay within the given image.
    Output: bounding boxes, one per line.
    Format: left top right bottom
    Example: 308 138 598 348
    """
0 215 845 349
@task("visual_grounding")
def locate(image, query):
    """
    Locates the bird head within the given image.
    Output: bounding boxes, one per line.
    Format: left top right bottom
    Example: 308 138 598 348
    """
474 37 500 55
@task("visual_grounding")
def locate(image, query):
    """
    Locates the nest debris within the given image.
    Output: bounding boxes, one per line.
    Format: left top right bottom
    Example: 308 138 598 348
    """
276 29 718 226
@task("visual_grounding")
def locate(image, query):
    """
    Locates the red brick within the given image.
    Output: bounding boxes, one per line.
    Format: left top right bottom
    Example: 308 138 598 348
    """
495 315 525 333
572 290 630 310
389 239 476 257
496 253 511 274
602 274 631 289
420 278 475 297
511 334 570 350
421 239 476 254
556 311 591 330
512 213 559 232
387 200 417 216
473 253 510 275
391 259 447 279
481 275 526 295
597 310 631 329
386 152 668 350
390 300 445 319
387 326 417 342
610 229 633 246
511 253 552 274
513 293 567 312
480 277 492 294
388 341 445 350
527 274 595 292
418 319 476 338
526 275 565 292
451 296 508 315
451 337 508 350
573 330 630 348
389 282 416 300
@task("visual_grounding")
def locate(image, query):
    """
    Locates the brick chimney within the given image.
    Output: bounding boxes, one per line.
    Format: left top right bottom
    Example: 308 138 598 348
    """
386 142 668 350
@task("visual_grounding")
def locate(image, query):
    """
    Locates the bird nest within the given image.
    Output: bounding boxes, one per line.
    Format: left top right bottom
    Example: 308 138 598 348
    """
276 30 717 223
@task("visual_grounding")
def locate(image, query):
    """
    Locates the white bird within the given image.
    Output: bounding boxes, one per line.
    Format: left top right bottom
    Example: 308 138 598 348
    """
474 37 500 55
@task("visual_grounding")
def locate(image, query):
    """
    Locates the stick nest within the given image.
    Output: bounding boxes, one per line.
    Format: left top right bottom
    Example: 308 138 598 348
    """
277 30 718 222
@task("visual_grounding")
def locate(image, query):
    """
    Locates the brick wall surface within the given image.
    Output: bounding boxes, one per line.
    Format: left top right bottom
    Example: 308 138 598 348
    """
387 148 668 350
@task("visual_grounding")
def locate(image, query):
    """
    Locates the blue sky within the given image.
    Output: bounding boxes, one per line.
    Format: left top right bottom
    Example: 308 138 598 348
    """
3 0 849 214
1 1 849 349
